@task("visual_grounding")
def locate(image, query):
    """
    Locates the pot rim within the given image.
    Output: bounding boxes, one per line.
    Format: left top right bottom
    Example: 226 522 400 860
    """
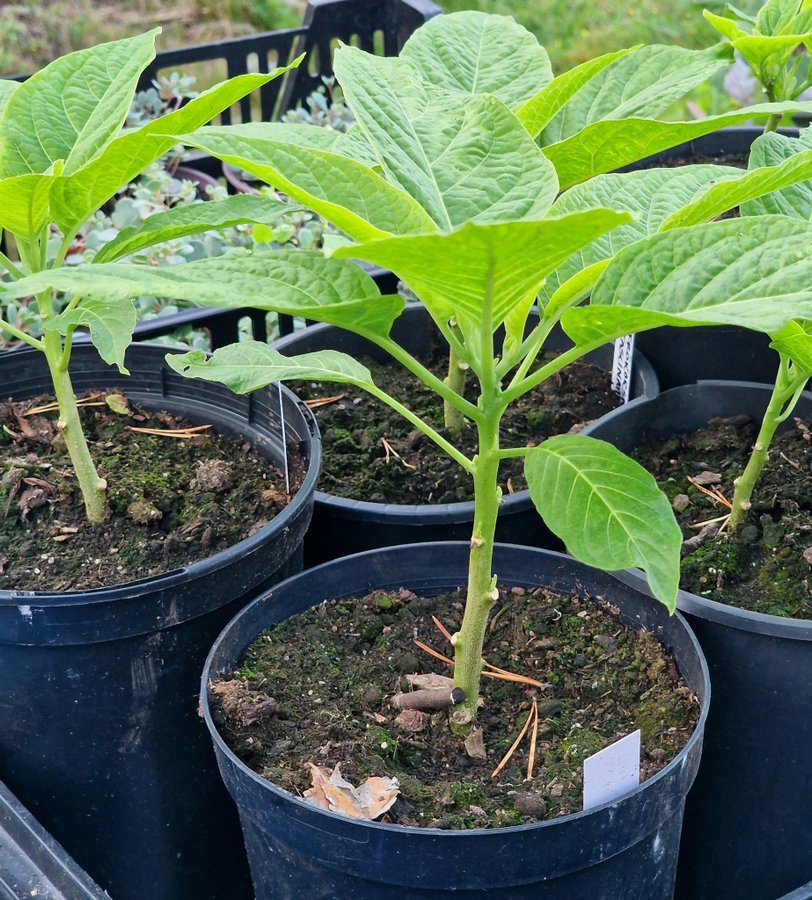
0 343 321 605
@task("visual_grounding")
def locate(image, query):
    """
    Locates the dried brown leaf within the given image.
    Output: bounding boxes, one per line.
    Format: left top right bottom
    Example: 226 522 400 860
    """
304 763 399 820
394 709 430 732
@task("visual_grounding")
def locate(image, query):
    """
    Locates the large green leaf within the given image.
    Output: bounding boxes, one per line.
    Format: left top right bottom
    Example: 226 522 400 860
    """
49 70 291 236
770 319 812 372
563 216 812 345
0 173 54 241
400 11 552 107
3 252 402 339
741 131 812 218
538 44 732 146
524 434 681 610
541 165 741 302
0 31 158 178
181 123 436 241
166 343 374 393
546 101 812 188
757 0 812 35
45 297 136 372
516 48 632 139
93 195 298 263
333 46 558 229
332 211 631 338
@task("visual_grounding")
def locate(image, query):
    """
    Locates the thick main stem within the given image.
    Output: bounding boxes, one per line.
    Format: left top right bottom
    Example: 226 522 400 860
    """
451 413 502 725
42 323 108 524
728 359 806 531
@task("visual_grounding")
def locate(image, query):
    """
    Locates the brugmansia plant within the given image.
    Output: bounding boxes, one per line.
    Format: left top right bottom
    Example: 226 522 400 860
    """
705 0 812 130
0 31 298 522
6 14 812 719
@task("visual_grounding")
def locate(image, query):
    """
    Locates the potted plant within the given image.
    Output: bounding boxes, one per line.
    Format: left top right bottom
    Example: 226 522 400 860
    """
0 32 322 900
576 213 812 897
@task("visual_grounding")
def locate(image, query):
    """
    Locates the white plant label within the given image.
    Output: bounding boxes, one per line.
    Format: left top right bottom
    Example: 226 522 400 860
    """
583 729 641 811
611 334 635 403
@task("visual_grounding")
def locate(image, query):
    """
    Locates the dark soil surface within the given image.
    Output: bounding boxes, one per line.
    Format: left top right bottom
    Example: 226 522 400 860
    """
633 415 812 619
212 584 698 828
0 391 302 592
294 351 618 505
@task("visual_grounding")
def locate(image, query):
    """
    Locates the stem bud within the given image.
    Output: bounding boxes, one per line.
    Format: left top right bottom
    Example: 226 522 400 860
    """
57 419 67 431
489 587 499 601
470 537 484 548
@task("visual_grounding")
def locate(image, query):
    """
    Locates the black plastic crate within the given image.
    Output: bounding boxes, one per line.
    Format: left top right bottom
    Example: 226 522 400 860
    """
0 781 109 900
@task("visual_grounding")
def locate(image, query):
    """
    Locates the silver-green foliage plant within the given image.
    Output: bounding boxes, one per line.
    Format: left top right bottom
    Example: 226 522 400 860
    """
0 30 301 523
7 14 812 715
705 0 812 129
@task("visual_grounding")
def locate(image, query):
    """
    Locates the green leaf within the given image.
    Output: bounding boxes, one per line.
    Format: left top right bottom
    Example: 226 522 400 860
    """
538 44 732 146
45 297 136 372
757 0 806 34
542 260 610 323
182 123 436 241
770 319 812 372
733 33 811 80
703 9 748 41
545 101 812 188
50 70 292 236
165 343 374 393
541 165 741 302
93 195 299 263
516 48 633 139
400 11 553 107
0 30 158 178
6 252 402 339
663 144 812 227
332 211 631 337
741 132 812 218
333 46 559 229
563 216 812 345
0 173 54 241
524 434 681 610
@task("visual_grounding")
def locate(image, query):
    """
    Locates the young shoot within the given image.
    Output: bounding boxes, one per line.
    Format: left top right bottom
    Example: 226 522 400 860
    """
0 32 296 522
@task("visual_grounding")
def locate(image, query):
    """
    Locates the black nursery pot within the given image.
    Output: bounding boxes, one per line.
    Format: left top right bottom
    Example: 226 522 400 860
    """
584 381 812 900
624 127 798 390
201 542 710 900
274 304 658 564
0 343 320 900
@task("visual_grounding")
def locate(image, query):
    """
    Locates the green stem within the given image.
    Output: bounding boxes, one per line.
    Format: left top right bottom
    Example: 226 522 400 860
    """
364 383 474 474
0 250 24 280
728 356 808 531
39 292 107 524
502 336 608 405
763 85 782 134
451 410 502 724
444 340 468 434
0 317 44 350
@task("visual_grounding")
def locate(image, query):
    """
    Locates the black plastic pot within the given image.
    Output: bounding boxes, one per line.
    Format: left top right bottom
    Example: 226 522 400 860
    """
275 304 658 564
623 127 798 390
201 542 709 899
0 780 109 900
584 381 812 900
0 343 320 900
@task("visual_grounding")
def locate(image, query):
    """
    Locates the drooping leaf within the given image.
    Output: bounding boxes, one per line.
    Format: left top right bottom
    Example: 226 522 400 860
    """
332 210 631 338
516 48 633 139
93 195 300 263
741 131 812 218
769 319 812 372
0 30 159 178
333 46 559 229
545 101 812 188
0 173 54 241
538 43 732 146
541 165 741 302
45 297 136 372
525 434 681 610
49 70 293 236
5 252 402 339
400 11 553 107
165 343 374 394
563 216 812 345
181 123 436 241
